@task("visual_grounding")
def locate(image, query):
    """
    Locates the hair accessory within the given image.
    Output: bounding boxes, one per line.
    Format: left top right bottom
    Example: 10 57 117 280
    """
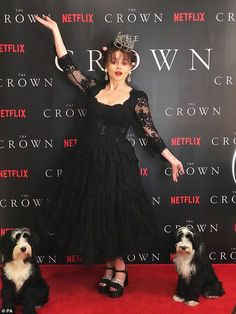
113 32 136 52
102 46 108 51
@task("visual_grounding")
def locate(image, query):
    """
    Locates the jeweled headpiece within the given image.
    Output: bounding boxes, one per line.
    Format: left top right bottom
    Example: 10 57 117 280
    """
113 31 136 52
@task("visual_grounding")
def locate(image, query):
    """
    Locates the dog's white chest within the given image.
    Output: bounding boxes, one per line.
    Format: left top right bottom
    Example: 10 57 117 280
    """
4 260 33 291
174 255 196 280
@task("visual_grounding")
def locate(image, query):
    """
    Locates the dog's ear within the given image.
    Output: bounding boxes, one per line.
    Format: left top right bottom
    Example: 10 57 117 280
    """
0 230 12 257
195 241 205 258
174 227 179 239
193 231 204 252
187 225 195 234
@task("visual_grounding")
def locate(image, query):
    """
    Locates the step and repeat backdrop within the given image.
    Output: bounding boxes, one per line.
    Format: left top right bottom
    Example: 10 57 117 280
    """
0 0 236 264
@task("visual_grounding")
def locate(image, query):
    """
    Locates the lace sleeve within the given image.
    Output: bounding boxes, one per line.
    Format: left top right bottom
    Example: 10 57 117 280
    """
58 53 96 95
135 92 167 155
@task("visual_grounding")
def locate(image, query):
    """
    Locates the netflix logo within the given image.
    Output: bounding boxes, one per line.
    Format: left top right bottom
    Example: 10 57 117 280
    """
171 137 201 146
170 195 200 205
140 167 148 176
0 169 28 179
169 252 176 262
173 12 205 22
0 43 25 53
64 138 78 148
62 13 94 23
0 228 14 236
66 255 83 263
0 108 26 118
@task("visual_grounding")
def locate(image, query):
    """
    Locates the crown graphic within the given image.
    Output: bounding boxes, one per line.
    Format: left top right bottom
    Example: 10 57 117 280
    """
113 31 136 52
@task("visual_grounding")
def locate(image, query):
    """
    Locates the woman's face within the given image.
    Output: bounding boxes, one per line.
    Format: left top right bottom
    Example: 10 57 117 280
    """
106 50 132 82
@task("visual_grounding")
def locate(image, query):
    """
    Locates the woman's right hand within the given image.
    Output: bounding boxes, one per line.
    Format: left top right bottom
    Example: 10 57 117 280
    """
35 15 68 59
35 15 58 33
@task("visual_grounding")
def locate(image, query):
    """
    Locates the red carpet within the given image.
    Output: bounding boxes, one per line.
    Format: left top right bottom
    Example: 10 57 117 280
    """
4 264 236 314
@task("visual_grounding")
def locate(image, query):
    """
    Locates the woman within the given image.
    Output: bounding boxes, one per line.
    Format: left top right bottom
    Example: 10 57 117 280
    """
36 16 184 298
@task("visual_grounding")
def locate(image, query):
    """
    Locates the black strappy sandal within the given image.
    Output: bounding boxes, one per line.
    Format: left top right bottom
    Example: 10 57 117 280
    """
108 269 128 298
98 267 114 294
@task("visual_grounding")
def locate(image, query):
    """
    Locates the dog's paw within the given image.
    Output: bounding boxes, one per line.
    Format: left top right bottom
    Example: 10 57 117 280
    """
1 308 15 314
206 295 219 299
185 300 199 306
173 295 184 302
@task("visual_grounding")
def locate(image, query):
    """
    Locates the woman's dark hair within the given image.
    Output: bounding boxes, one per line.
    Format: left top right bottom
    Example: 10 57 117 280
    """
101 43 136 66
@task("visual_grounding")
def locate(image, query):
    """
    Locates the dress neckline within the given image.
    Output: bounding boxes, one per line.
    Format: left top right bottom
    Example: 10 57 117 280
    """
94 88 134 107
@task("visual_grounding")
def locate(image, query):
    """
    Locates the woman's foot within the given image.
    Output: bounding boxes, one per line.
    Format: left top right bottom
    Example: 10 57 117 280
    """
98 266 114 294
108 269 128 298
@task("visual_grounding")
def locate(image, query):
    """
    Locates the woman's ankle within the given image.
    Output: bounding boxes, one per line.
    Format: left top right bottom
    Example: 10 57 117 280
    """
114 257 125 271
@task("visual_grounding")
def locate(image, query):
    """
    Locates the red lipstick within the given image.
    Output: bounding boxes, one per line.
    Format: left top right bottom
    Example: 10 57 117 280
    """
115 71 122 76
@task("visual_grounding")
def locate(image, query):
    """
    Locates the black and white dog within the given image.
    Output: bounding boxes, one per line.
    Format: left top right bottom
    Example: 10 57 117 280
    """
0 228 49 314
173 226 225 306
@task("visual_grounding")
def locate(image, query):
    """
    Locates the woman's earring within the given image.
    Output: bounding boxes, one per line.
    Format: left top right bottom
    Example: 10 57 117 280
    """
104 69 108 81
127 71 131 83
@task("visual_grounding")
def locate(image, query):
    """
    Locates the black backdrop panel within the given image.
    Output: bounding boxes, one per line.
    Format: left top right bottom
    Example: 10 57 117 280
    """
0 0 236 264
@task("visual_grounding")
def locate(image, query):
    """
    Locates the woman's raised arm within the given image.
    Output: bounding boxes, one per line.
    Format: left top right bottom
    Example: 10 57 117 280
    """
35 15 96 94
35 16 67 58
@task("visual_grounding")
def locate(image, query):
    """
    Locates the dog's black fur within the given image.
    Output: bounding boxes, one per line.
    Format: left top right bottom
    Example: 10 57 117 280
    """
173 226 225 306
0 228 49 314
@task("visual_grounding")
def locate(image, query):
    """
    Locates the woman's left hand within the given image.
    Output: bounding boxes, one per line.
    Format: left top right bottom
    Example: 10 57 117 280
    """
171 159 185 182
160 148 184 182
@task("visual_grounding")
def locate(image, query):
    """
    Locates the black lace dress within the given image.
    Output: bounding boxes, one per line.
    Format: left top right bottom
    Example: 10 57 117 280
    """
47 53 167 264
